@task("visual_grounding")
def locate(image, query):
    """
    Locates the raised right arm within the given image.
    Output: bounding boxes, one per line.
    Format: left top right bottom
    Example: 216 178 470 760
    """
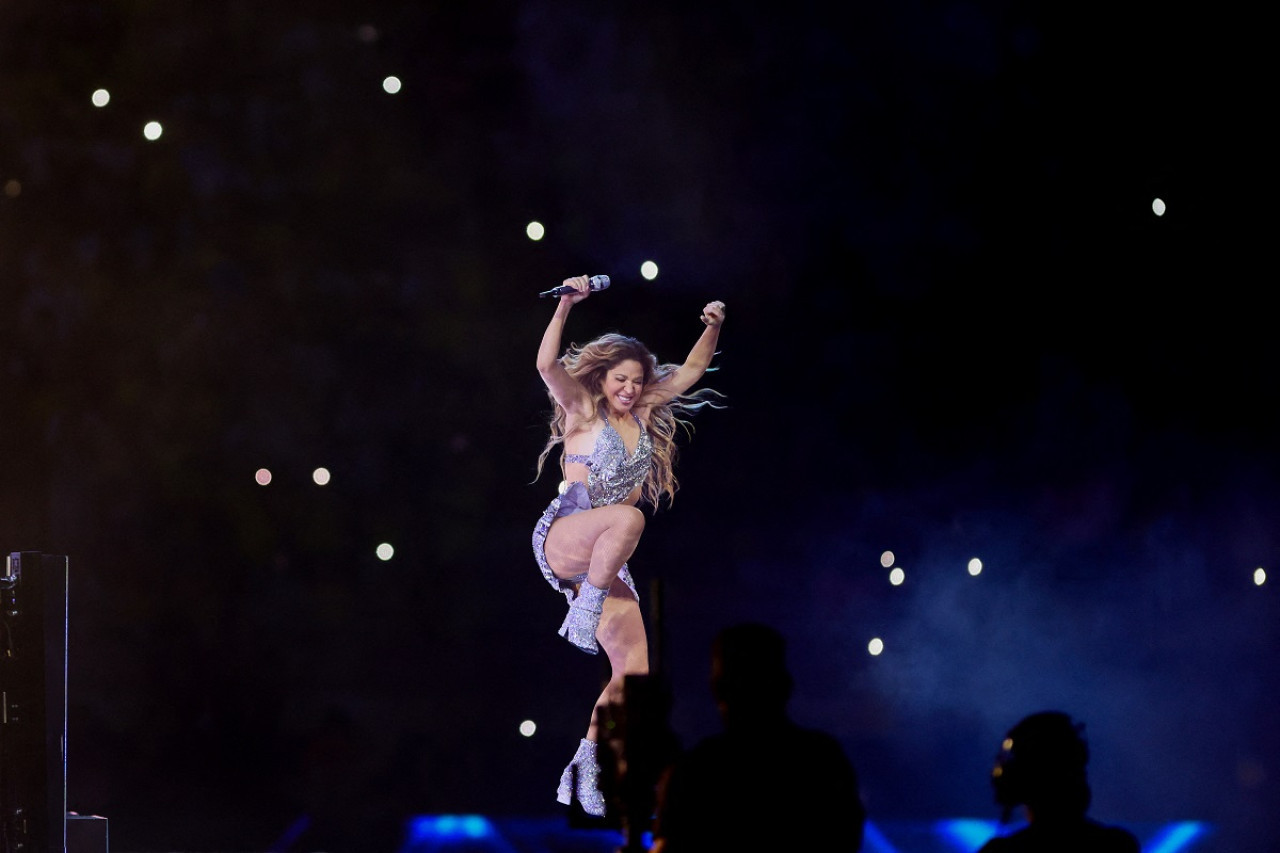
536 277 592 418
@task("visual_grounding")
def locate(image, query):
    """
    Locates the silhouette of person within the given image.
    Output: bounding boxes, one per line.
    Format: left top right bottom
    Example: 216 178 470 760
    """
978 710 1140 853
650 622 866 852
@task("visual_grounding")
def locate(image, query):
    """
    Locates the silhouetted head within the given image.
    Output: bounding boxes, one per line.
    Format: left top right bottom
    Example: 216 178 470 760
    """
710 623 794 726
991 710 1091 822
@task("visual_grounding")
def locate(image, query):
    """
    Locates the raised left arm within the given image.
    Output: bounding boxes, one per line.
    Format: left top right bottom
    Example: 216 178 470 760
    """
645 300 724 404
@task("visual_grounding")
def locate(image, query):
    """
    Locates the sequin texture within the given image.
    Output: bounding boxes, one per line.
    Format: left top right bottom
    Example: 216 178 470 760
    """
556 738 606 816
532 482 639 604
564 412 653 507
532 412 650 604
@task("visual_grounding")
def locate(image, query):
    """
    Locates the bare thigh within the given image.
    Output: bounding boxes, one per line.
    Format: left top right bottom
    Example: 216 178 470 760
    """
542 503 645 580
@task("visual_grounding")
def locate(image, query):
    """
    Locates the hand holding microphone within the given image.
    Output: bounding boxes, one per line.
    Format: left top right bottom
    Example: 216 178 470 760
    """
539 275 610 299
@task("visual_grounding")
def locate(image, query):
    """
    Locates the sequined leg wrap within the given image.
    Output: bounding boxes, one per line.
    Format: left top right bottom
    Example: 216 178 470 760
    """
558 580 608 654
556 738 605 817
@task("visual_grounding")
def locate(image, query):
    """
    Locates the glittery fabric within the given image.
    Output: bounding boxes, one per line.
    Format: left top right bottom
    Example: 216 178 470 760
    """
556 738 606 816
536 414 648 817
532 482 640 603
532 414 650 608
558 579 609 654
563 412 653 507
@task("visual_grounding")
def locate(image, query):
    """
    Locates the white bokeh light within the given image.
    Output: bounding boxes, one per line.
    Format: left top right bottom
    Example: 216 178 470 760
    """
382 76 402 94
1255 567 1267 586
526 221 545 241
640 261 659 280
91 89 110 107
143 121 163 140
889 567 905 586
519 720 537 737
868 637 884 656
254 468 272 486
312 467 331 486
376 543 395 561
880 550 895 568
1152 197 1166 216
968 557 983 576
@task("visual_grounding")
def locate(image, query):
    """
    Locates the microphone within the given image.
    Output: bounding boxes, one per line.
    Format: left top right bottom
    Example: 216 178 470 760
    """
539 275 610 298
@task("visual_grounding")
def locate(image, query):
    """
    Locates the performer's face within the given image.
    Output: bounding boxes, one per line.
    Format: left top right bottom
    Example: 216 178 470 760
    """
603 359 644 413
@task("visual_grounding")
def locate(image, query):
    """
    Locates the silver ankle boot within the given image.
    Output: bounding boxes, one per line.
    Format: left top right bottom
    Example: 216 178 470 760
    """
558 580 608 654
555 737 606 817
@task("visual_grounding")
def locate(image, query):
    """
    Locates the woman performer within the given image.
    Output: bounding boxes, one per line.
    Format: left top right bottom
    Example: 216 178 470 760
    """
532 275 726 816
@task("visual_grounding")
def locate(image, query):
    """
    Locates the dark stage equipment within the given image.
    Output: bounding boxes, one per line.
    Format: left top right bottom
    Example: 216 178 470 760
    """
1 552 69 853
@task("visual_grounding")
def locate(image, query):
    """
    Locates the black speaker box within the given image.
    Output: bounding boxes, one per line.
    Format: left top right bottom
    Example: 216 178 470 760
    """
1 551 69 853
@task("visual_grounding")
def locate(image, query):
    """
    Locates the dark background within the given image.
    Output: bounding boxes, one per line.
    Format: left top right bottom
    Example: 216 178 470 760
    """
2 1 1275 851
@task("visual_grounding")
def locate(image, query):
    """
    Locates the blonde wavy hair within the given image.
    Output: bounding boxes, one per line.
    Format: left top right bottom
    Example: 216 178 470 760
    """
535 333 723 508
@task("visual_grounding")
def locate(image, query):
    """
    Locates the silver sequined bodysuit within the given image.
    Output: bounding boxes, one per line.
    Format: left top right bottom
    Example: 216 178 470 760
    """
532 412 652 602
563 412 653 508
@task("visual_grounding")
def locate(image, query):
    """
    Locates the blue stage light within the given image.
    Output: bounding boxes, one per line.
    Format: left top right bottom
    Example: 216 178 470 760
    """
861 820 900 853
937 818 1002 850
405 814 496 843
1145 821 1210 853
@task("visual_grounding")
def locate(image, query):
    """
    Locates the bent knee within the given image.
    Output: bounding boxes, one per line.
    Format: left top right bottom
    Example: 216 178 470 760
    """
611 505 646 538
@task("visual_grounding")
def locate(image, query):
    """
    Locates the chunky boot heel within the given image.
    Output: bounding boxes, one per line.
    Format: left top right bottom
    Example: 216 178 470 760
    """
556 738 605 817
558 580 608 654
